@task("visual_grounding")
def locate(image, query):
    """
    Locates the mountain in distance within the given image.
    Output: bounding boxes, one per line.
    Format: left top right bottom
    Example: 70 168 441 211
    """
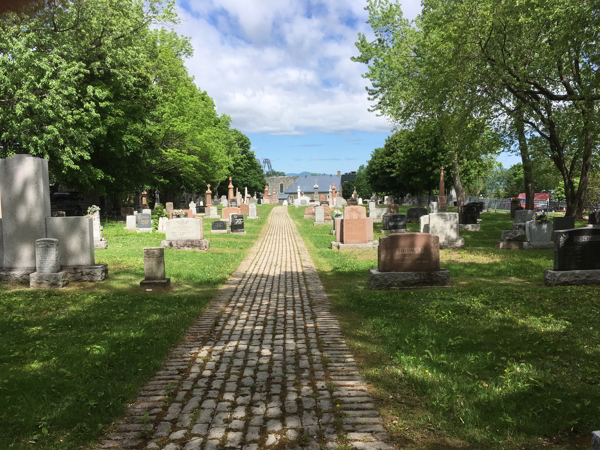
285 171 329 177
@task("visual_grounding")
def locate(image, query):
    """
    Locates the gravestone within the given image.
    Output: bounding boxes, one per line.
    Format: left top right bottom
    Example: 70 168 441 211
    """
140 247 170 288
553 216 575 232
345 206 367 219
30 238 68 288
369 233 450 288
188 201 196 217
161 218 209 250
593 431 600 450
383 214 407 233
301 198 309 207
46 217 96 266
429 202 438 213
240 204 249 215
515 210 535 224
231 214 245 234
459 205 479 225
407 207 428 222
211 221 227 234
589 211 600 225
166 202 174 212
136 213 152 233
465 202 482 219
522 220 554 249
332 214 376 249
142 208 152 215
257 199 262 205
315 206 325 224
197 206 206 215
92 211 108 249
158 217 168 233
230 200 237 208
248 203 259 220
544 227 600 286
206 206 219 219
419 213 464 249
282 200 288 206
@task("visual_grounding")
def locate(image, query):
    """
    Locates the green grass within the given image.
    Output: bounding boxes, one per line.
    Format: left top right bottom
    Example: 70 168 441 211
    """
0 205 275 450
289 205 599 450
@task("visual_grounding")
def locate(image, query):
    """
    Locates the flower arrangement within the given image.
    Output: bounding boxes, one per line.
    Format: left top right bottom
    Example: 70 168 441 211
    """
535 212 548 223
86 205 100 216
331 209 343 218
172 209 186 218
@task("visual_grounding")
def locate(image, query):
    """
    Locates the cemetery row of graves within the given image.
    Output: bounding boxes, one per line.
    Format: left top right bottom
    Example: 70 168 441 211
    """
290 198 599 450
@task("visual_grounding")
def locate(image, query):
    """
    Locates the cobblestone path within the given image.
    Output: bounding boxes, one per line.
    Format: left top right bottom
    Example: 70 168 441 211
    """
99 207 393 450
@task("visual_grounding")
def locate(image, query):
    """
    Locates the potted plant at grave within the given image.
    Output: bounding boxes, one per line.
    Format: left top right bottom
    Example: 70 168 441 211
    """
86 205 100 217
535 212 548 223
331 209 343 219
172 209 185 218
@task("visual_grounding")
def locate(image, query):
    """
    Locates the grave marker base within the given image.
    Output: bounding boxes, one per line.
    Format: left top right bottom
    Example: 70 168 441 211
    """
440 238 465 249
140 278 171 288
0 268 36 284
30 271 68 289
94 240 109 249
231 231 247 235
62 264 108 282
211 230 228 234
313 220 332 226
330 241 379 250
459 224 480 232
522 242 554 250
496 241 524 250
369 268 451 289
136 228 153 233
381 229 408 235
160 239 209 251
544 269 600 286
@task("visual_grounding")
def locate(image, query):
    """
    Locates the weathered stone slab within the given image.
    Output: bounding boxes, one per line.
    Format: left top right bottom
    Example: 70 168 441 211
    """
592 431 600 450
0 155 51 269
522 242 554 250
140 248 170 288
544 269 600 286
223 207 241 221
501 230 525 242
160 240 209 251
62 264 108 282
496 241 524 250
46 217 95 266
0 268 35 284
30 271 68 289
35 238 60 273
459 224 480 232
419 213 464 249
369 268 450 289
248 204 259 219
331 241 379 250
125 215 137 231
525 220 553 242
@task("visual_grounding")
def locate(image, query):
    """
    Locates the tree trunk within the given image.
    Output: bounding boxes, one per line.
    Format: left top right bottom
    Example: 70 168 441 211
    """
451 156 465 207
514 114 535 210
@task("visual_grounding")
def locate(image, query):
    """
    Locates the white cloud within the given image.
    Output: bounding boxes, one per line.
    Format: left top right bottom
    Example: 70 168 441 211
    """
175 0 422 135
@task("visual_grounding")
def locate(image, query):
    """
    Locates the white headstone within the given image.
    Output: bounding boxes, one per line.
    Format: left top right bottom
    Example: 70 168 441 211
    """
300 198 309 206
142 208 152 215
249 204 258 219
209 206 218 217
200 200 204 206
125 215 136 230
420 213 464 248
358 197 362 205
165 218 203 240
283 200 288 206
429 202 438 213
158 217 168 233
189 201 196 216
335 197 343 208
35 238 60 273
315 206 325 223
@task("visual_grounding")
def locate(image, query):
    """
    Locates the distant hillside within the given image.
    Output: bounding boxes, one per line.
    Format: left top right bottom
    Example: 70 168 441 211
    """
286 172 329 177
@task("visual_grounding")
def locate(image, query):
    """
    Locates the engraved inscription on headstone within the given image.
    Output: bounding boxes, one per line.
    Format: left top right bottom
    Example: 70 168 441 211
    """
554 228 600 271
231 214 245 233
383 214 407 231
136 213 152 229
143 248 165 280
36 238 60 273
212 221 227 231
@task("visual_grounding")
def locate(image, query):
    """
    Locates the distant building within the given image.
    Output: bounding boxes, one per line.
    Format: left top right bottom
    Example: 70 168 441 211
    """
519 193 549 209
266 171 342 203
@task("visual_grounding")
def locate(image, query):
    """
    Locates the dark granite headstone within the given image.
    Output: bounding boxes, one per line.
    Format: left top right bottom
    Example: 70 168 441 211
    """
554 228 600 271
407 207 428 222
589 211 600 225
553 216 575 231
466 202 482 219
136 213 152 229
212 221 226 232
197 206 205 215
460 205 479 224
231 214 245 233
320 201 329 206
257 199 262 205
230 200 237 207
383 214 407 231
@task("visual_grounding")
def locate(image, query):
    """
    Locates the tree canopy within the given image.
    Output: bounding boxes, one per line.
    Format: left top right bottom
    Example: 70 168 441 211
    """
0 0 248 199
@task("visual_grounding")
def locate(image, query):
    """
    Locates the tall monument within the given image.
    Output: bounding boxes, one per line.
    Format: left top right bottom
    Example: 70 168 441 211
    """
439 166 447 211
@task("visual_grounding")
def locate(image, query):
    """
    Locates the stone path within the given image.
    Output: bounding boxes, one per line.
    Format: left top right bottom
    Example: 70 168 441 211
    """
98 206 393 450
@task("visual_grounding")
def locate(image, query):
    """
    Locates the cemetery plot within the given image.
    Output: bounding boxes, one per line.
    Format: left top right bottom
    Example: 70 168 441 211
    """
289 206 599 450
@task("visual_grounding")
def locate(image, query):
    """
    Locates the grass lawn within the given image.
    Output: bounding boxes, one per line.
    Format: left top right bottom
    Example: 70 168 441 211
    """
0 205 275 450
289 205 599 450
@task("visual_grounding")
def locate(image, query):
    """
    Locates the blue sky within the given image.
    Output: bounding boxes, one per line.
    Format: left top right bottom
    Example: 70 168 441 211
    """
176 0 520 174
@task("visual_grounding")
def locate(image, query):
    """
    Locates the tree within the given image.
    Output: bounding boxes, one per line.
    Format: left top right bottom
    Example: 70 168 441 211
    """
219 129 265 197
265 170 286 177
353 165 372 199
417 0 600 216
342 181 355 199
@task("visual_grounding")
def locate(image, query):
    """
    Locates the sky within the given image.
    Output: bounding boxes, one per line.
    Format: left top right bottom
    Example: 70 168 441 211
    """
176 0 520 175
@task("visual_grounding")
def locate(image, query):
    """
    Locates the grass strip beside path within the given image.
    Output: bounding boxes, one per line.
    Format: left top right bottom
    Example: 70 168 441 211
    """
0 205 275 450
290 205 599 450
